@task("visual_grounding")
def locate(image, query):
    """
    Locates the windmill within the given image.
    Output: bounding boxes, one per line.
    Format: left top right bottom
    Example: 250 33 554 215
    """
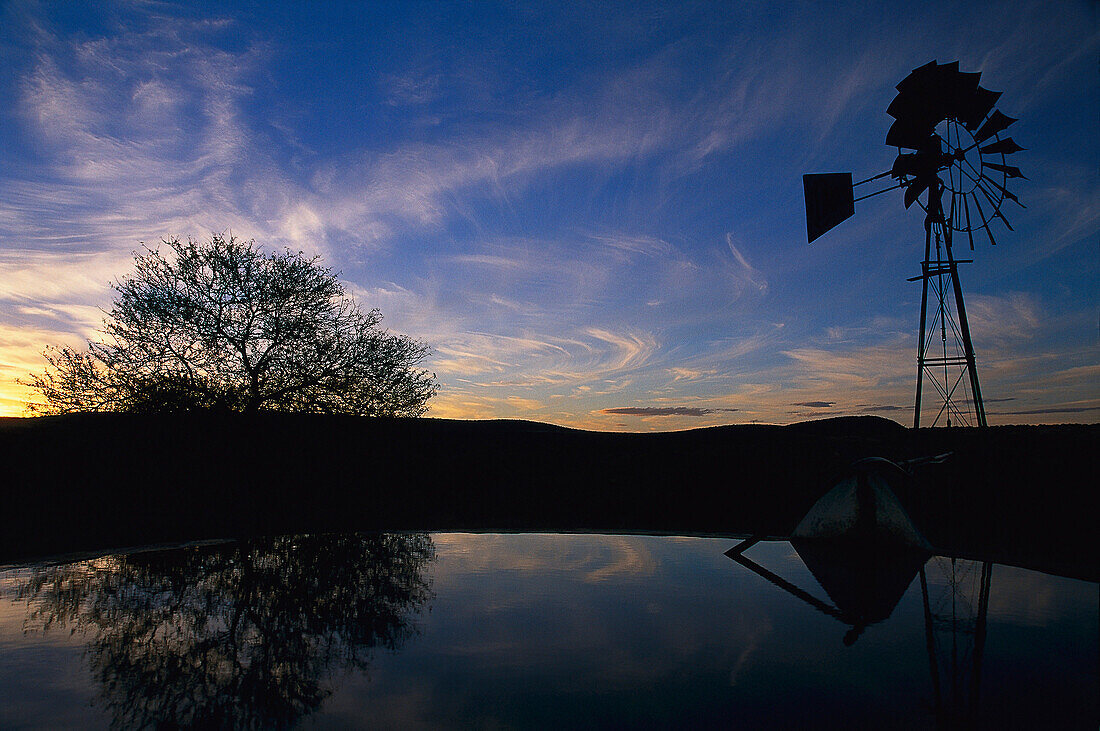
803 61 1024 427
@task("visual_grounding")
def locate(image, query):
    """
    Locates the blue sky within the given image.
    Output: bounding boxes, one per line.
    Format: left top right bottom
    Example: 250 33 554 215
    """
0 0 1096 428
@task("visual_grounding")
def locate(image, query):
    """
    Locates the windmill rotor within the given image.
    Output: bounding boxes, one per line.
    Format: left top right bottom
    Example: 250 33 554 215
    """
803 60 1025 247
884 60 1025 249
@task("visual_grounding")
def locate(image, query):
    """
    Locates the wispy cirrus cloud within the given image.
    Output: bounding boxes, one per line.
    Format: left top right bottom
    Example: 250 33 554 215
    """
0 9 315 411
431 327 659 386
781 338 912 390
0 249 133 302
995 405 1100 416
966 292 1042 348
8 33 267 242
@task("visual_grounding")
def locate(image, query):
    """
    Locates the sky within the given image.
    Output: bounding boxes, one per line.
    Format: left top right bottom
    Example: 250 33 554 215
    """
0 0 1096 430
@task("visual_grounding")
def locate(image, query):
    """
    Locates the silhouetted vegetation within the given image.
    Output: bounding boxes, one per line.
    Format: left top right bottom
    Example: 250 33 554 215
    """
14 532 435 729
21 235 436 416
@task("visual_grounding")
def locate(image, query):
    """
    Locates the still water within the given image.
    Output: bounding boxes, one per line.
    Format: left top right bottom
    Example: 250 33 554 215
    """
0 533 1095 729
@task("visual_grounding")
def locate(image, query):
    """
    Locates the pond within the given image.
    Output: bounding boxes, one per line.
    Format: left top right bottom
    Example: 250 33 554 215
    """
1 533 1095 728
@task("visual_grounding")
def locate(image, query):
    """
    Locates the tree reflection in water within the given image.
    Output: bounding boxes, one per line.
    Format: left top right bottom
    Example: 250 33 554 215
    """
16 532 435 729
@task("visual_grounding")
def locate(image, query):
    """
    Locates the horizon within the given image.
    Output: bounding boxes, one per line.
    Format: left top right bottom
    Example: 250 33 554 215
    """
1 1 1096 430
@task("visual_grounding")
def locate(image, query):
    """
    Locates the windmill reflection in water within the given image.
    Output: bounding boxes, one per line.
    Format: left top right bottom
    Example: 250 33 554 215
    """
726 456 992 726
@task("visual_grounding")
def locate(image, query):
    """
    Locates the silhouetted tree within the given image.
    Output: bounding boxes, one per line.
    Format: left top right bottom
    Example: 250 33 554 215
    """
22 235 436 416
15 532 436 729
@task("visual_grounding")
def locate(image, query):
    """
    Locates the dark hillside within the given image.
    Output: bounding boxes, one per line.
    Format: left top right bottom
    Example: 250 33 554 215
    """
0 413 1094 580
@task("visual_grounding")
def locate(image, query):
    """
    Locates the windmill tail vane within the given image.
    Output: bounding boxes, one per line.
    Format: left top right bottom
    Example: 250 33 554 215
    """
801 60 1024 427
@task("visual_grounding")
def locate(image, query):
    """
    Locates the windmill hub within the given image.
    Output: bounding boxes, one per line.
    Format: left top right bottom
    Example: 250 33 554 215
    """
931 122 983 197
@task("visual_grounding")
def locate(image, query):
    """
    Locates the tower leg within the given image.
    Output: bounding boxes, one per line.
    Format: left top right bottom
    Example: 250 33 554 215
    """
914 220 932 428
969 562 993 719
920 567 943 724
945 244 987 427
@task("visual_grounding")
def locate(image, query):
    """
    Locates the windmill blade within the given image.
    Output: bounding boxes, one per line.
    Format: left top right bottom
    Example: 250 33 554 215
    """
935 60 960 78
903 178 929 209
959 86 1002 130
948 189 958 238
975 110 1017 142
887 93 939 126
963 196 976 250
891 153 923 178
895 60 940 94
887 62 957 143
886 120 934 150
887 88 947 129
972 172 1008 213
894 61 954 120
988 178 1025 207
891 147 940 181
803 173 855 243
971 195 998 246
956 154 1021 214
979 137 1024 155
894 61 987 130
925 61 962 121
984 162 1026 179
946 70 982 116
969 168 1023 216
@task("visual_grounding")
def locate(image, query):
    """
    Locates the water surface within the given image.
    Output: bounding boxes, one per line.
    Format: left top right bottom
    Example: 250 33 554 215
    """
1 533 1095 728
